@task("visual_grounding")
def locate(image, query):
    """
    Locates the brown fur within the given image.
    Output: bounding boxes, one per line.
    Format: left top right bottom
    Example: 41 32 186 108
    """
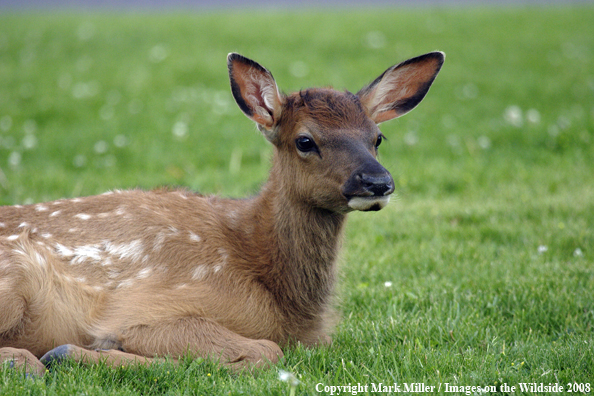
0 51 443 373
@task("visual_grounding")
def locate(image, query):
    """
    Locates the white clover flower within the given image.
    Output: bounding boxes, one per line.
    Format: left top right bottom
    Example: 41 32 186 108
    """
149 44 168 63
278 370 300 387
172 121 188 139
365 31 386 49
0 115 13 131
404 131 418 146
73 154 86 168
22 134 37 150
8 151 21 168
477 136 491 150
114 135 128 148
526 109 541 124
94 140 108 154
289 61 309 78
504 105 523 127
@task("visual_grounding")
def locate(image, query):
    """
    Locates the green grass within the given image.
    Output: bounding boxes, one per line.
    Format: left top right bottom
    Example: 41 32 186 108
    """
1 4 593 395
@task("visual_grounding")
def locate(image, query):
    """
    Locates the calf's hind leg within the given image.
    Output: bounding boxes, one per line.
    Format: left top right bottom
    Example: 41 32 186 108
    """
0 248 45 375
0 245 27 337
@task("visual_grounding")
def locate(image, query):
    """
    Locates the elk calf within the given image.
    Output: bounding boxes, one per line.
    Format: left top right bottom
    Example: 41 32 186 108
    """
0 51 443 373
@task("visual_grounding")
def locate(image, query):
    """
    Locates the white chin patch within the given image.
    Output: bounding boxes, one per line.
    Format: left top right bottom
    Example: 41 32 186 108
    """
347 196 391 211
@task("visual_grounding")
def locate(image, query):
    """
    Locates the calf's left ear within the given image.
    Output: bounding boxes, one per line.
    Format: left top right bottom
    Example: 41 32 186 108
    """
357 51 445 124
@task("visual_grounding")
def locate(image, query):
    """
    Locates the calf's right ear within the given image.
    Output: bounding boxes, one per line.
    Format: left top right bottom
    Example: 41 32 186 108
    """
228 53 284 142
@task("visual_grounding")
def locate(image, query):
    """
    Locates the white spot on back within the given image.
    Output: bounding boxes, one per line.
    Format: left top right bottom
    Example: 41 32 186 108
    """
189 232 201 242
7 235 19 241
228 209 239 220
71 245 102 264
107 268 120 279
153 232 166 252
117 279 134 288
35 252 47 268
18 222 29 228
71 198 83 203
75 213 92 220
35 205 48 212
98 212 110 218
50 210 62 217
217 248 228 266
55 243 74 257
136 268 152 279
102 191 114 196
41 233 52 239
0 222 5 228
104 239 144 263
191 265 209 280
213 264 223 273
153 227 180 251
0 260 10 270
12 248 27 257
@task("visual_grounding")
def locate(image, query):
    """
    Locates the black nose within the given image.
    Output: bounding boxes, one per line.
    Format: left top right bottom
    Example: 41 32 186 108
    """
342 159 395 199
359 173 394 196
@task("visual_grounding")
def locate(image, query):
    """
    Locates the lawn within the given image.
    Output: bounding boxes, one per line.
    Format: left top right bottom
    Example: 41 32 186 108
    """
1 4 593 395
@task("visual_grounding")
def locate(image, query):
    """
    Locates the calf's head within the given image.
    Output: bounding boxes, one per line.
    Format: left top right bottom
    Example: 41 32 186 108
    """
228 52 444 213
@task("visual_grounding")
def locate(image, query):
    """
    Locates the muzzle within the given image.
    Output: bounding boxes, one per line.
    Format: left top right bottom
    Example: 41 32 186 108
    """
342 160 394 211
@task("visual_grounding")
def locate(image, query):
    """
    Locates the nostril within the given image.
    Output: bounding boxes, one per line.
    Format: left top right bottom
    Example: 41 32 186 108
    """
359 173 388 186
368 182 392 196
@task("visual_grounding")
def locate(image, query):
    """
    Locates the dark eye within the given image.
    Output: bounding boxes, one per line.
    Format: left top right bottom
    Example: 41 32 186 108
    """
296 136 318 153
375 134 385 149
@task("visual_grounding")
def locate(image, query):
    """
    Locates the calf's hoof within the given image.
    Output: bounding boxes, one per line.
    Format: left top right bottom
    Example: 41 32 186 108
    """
227 339 283 372
40 344 78 367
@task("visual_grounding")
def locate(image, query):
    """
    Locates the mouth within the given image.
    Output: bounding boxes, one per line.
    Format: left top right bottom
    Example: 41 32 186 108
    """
346 195 391 211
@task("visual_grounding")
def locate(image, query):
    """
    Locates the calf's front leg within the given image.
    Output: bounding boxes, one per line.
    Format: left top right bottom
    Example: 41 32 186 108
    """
116 316 283 370
44 316 283 371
